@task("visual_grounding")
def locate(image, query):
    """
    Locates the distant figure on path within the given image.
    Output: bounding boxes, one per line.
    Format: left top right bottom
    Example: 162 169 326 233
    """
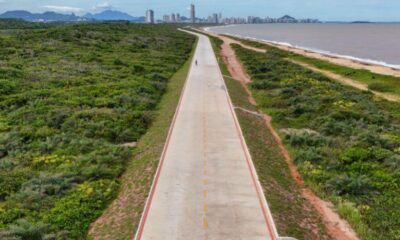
195 60 198 66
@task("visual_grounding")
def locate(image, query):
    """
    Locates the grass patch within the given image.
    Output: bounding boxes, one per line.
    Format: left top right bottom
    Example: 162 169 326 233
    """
290 54 400 95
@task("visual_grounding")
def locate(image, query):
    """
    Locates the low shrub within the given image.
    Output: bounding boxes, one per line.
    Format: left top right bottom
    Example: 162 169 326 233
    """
368 82 391 92
326 174 374 196
294 147 323 164
43 180 118 239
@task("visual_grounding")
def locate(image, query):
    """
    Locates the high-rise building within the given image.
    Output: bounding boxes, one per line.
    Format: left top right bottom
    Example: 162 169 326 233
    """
163 15 170 22
146 9 154 24
213 13 218 24
176 13 181 22
247 16 254 24
190 4 196 23
171 13 176 22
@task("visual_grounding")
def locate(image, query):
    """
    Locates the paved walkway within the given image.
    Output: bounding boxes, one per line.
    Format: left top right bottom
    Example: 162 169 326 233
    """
135 31 278 240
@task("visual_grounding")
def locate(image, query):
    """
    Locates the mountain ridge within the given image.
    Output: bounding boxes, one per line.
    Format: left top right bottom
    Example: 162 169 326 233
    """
0 10 144 22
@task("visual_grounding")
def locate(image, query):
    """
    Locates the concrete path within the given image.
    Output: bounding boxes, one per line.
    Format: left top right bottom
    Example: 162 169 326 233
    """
135 31 278 240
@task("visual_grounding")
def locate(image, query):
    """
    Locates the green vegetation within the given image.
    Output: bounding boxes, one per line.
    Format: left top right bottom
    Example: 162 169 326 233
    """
0 19 57 29
290 54 400 95
233 43 400 240
0 20 194 239
206 33 331 240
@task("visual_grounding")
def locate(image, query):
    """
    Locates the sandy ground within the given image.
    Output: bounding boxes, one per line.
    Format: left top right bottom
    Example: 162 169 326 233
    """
209 30 360 240
276 44 400 77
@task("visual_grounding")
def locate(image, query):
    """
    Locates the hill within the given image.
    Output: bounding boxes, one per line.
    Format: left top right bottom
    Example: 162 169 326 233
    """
84 10 144 22
278 15 298 23
0 10 87 22
0 10 144 22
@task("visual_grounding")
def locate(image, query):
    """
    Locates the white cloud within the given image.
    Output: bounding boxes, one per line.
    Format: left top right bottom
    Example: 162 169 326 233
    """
43 5 83 13
92 1 112 12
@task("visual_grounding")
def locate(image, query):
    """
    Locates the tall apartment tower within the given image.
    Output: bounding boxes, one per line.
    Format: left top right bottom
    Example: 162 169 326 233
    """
213 13 218 24
146 9 154 24
190 4 196 23
171 13 176 22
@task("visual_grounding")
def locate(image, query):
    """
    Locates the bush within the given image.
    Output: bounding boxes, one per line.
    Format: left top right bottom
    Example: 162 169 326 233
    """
286 132 327 147
0 208 25 226
0 79 19 95
0 169 30 201
368 82 391 92
43 180 118 239
132 64 145 74
113 58 126 66
364 193 400 239
340 146 393 165
340 147 370 164
12 173 78 210
384 155 400 171
368 146 393 162
326 174 374 196
294 147 323 163
0 219 48 240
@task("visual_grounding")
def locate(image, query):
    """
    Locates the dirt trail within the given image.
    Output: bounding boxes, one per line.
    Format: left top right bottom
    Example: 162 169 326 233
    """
214 33 360 240
291 60 400 102
216 31 257 106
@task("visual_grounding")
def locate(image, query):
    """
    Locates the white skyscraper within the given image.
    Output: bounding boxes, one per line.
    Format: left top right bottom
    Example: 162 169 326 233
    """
146 9 154 24
213 13 218 24
190 4 196 23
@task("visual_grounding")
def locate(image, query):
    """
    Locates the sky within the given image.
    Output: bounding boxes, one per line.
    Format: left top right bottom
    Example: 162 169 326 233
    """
0 0 400 22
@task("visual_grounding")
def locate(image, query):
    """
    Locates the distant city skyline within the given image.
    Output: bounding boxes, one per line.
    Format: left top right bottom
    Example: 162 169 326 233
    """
1 0 400 22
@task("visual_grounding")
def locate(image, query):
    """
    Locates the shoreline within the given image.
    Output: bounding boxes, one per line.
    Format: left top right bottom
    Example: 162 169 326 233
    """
205 27 400 78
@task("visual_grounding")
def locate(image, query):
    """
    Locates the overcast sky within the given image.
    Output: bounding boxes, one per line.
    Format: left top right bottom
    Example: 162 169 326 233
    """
0 0 399 21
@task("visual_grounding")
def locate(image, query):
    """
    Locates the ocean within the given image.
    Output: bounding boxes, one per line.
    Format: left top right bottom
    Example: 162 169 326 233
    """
209 23 400 69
